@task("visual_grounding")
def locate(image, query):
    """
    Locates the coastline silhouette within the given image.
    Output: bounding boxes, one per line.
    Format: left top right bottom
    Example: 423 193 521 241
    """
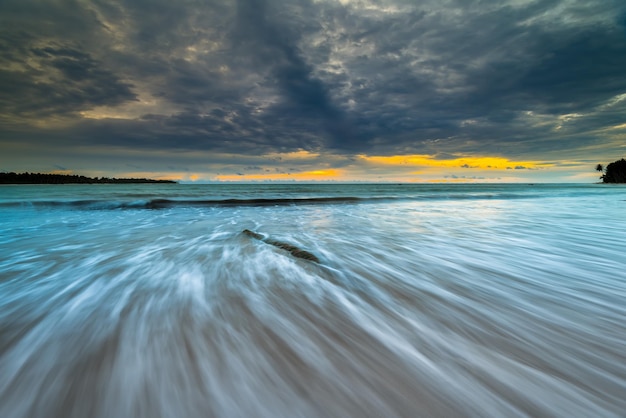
0 172 177 184
596 159 626 183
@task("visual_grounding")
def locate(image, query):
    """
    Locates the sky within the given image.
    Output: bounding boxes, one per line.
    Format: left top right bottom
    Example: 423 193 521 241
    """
1 0 625 183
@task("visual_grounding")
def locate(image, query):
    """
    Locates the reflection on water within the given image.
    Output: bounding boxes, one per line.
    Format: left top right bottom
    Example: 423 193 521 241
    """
1 185 626 417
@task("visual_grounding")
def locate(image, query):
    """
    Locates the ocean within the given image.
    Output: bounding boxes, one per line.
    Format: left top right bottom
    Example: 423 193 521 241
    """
1 183 625 417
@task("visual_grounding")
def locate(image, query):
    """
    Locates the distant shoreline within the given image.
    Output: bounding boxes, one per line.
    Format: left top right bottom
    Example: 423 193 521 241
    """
0 172 177 184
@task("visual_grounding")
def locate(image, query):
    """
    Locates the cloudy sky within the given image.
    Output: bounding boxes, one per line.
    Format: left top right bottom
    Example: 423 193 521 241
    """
1 0 625 182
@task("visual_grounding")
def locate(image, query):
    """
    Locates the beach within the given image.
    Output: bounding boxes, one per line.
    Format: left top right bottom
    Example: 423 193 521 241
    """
1 183 625 417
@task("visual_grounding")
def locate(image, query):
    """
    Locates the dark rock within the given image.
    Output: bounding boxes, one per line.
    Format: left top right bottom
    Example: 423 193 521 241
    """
242 229 264 240
242 230 320 263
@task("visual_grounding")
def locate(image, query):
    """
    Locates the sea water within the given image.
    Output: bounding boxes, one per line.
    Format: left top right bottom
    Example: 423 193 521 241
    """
1 183 625 417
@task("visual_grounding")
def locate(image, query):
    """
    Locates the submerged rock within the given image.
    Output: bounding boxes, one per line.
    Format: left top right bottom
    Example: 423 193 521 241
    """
242 229 320 263
242 229 264 240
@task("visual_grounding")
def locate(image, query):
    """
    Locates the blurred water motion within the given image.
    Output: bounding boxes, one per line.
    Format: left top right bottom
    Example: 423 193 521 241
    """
1 184 625 417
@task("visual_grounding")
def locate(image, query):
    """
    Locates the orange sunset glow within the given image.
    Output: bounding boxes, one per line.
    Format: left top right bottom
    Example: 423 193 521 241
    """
215 169 342 182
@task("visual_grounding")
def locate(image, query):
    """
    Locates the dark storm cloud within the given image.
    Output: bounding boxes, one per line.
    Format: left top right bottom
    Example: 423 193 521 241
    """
0 41 136 118
323 0 626 157
518 29 626 110
1 0 626 164
230 0 352 148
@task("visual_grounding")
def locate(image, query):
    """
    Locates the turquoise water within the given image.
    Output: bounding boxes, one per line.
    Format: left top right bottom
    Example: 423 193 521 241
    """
1 183 625 417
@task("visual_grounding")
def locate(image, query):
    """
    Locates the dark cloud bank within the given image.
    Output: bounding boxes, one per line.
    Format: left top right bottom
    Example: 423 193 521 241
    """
1 0 626 173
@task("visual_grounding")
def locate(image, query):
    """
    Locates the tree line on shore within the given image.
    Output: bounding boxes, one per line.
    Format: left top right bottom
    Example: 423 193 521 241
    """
0 172 177 184
596 159 626 183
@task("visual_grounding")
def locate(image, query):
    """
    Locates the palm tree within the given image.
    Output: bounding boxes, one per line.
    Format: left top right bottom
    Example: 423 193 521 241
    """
596 163 604 181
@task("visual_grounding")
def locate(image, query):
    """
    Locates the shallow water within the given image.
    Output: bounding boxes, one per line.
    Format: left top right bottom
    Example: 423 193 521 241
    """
1 183 625 417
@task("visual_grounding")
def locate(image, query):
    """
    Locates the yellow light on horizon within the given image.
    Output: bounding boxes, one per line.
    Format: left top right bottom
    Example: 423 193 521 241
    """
359 154 546 170
216 169 342 182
